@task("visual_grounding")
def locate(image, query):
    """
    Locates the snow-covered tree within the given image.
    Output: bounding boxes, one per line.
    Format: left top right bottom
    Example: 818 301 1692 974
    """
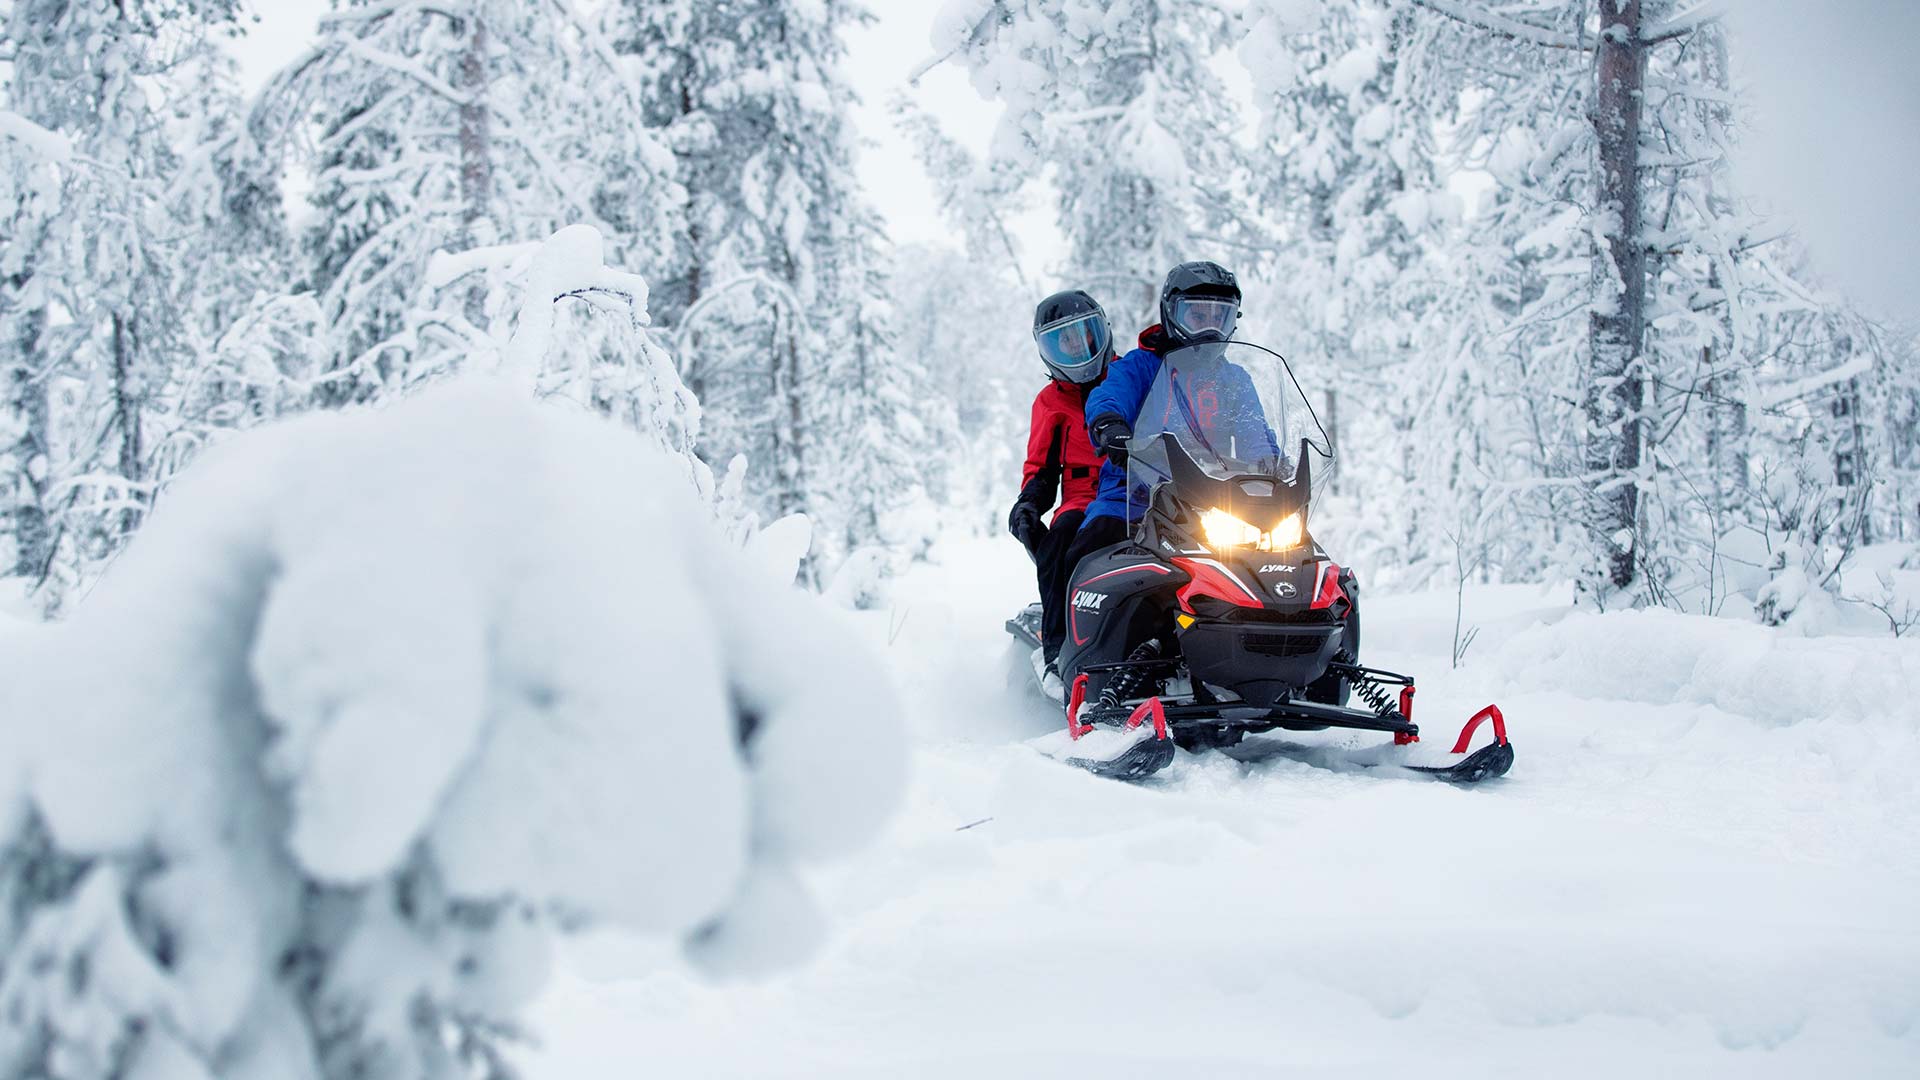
268 0 654 404
890 241 1034 537
891 94 1030 288
0 363 906 1078
0 0 245 608
148 42 308 486
1383 0 1910 615
609 0 915 566
932 0 1254 331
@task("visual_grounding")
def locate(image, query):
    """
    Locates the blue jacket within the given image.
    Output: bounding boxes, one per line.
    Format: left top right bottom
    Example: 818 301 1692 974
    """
1082 328 1279 523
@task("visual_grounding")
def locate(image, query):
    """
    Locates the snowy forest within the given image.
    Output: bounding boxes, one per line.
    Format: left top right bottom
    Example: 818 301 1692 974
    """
1 0 1917 1077
2 0 1914 620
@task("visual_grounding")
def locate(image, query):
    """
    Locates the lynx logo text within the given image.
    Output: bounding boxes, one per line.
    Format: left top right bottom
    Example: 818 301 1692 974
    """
1071 590 1108 612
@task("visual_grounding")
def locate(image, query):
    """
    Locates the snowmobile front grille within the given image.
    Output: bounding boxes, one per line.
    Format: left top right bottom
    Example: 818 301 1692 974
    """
1241 632 1327 659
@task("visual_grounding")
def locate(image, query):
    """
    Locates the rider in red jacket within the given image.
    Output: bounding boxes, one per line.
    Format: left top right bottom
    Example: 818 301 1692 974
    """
1010 290 1114 685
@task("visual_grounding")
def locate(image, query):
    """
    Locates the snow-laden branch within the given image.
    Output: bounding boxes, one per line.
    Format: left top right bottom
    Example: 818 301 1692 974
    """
343 37 472 105
1755 355 1876 411
1407 0 1586 50
501 224 652 386
1645 0 1727 45
319 0 466 29
663 271 810 352
0 110 72 162
423 239 544 290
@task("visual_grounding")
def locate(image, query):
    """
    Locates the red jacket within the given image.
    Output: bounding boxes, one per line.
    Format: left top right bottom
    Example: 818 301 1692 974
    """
1019 379 1107 522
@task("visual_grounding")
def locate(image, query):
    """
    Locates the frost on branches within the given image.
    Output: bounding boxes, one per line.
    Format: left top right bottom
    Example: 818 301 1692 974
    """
605 0 929 576
0 377 907 1079
1255 0 1920 621
0 0 274 610
931 0 1253 328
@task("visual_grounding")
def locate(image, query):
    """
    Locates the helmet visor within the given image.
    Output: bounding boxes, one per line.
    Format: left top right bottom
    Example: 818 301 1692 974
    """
1168 296 1238 340
1034 313 1111 383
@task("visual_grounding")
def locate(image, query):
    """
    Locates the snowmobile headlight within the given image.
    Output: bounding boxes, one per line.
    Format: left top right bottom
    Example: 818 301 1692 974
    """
1201 508 1305 552
1201 508 1263 550
1269 512 1304 550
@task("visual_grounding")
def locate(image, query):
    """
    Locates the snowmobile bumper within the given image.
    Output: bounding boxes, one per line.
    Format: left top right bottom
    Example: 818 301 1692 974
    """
1157 697 1420 740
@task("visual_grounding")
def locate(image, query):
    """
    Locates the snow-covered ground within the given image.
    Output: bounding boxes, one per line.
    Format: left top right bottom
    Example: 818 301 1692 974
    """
522 538 1920 1077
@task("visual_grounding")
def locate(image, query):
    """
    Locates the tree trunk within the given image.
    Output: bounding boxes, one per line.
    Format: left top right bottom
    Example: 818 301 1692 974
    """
1323 388 1339 495
1703 343 1749 521
111 311 144 537
457 3 493 325
6 307 54 583
1585 0 1646 592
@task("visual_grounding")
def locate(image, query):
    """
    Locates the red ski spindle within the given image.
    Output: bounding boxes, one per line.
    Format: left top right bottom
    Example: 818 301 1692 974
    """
1393 685 1419 746
1125 696 1170 741
1449 704 1509 755
1067 674 1091 739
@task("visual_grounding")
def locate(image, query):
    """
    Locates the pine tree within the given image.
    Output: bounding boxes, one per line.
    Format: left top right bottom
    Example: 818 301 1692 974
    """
934 0 1253 331
270 0 636 404
1393 0 1904 613
609 0 911 563
0 0 244 608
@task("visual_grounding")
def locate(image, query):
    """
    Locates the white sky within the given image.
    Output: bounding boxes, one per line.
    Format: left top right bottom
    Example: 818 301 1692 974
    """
230 0 1063 284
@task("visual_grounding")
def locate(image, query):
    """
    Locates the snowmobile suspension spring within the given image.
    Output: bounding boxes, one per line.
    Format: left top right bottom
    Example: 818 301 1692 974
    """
1334 649 1398 720
1099 640 1163 709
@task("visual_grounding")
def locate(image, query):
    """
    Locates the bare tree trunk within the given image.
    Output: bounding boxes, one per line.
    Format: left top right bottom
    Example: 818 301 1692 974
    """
1585 0 1646 592
1703 344 1749 521
1699 30 1746 529
457 3 493 325
769 301 808 521
5 307 53 582
1324 387 1339 495
111 311 144 536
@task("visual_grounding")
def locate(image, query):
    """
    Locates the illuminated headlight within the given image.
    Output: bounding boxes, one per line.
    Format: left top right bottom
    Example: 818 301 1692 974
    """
1200 509 1305 552
1269 512 1304 550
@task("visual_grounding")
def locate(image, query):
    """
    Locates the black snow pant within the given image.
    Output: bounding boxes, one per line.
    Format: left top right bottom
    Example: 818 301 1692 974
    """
1045 513 1132 661
1034 508 1085 664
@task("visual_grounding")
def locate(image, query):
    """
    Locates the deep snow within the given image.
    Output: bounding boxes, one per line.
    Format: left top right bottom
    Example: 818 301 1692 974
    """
521 536 1920 1077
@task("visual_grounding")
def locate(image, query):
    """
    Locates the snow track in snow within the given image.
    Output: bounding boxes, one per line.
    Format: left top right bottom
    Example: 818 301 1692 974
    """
525 539 1920 1078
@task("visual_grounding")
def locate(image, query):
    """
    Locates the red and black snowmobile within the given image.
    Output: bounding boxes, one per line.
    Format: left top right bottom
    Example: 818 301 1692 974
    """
1006 340 1514 783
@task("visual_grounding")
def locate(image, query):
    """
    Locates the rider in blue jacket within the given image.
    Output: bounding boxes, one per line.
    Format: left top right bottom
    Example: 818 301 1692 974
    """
1062 261 1266 566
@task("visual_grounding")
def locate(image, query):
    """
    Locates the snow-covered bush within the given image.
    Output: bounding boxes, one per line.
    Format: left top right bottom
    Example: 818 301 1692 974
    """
0 380 906 1078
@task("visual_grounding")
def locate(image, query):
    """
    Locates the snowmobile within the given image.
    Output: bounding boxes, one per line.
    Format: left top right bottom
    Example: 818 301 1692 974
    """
1005 340 1514 784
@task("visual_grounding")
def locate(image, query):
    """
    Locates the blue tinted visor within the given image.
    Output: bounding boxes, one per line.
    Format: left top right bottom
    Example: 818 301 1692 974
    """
1168 297 1238 341
1034 313 1111 383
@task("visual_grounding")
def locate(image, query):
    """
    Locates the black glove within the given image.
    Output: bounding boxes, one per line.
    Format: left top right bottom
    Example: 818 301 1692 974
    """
1090 413 1133 468
1008 501 1046 555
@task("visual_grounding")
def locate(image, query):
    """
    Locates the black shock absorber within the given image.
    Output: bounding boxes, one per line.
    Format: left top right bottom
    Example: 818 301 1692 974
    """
1099 640 1164 710
1334 648 1397 720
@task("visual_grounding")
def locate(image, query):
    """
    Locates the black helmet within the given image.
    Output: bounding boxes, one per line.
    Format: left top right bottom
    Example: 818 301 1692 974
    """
1032 289 1113 384
1160 261 1240 346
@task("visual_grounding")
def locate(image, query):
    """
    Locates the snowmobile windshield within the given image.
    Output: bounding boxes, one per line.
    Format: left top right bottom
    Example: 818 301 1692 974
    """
1034 313 1111 384
1124 341 1334 524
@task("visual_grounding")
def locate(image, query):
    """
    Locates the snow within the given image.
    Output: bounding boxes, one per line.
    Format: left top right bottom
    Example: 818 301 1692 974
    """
1325 44 1382 97
0 379 906 1072
517 538 1920 1077
0 110 72 161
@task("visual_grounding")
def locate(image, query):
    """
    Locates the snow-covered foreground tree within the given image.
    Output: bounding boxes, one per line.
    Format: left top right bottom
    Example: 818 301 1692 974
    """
0 228 906 1077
